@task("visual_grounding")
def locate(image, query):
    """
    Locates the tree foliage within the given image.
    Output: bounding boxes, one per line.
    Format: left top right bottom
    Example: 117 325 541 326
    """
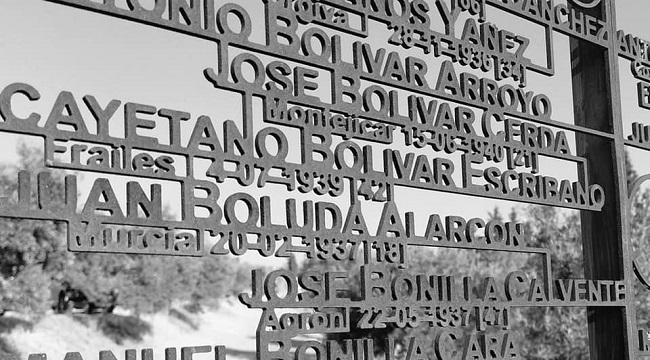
631 183 650 332
300 206 591 359
513 207 588 360
0 144 238 318
291 152 650 359
0 144 71 317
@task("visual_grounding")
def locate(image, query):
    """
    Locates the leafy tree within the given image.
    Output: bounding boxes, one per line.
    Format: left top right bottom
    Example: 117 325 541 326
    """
0 144 238 318
298 205 592 359
630 180 650 332
513 207 588 360
0 143 71 318
300 255 400 354
297 207 528 357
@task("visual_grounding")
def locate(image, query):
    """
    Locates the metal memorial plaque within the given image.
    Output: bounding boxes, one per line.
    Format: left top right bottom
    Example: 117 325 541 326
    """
2 0 650 359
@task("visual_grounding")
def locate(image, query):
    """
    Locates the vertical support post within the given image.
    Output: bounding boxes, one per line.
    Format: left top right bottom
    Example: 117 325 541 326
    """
570 1 636 359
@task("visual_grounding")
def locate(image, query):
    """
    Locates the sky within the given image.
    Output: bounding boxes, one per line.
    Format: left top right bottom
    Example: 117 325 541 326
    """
0 0 649 266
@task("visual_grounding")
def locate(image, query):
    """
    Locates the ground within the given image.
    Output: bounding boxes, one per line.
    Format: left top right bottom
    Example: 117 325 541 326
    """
4 299 261 360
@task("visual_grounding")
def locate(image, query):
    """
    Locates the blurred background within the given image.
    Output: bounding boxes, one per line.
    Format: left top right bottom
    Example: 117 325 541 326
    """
1 0 650 359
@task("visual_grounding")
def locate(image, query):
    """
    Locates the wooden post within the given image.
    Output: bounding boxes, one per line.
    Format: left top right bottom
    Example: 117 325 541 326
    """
570 0 636 358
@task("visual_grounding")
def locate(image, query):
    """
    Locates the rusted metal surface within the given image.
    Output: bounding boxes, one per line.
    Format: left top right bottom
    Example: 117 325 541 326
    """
1 0 650 358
